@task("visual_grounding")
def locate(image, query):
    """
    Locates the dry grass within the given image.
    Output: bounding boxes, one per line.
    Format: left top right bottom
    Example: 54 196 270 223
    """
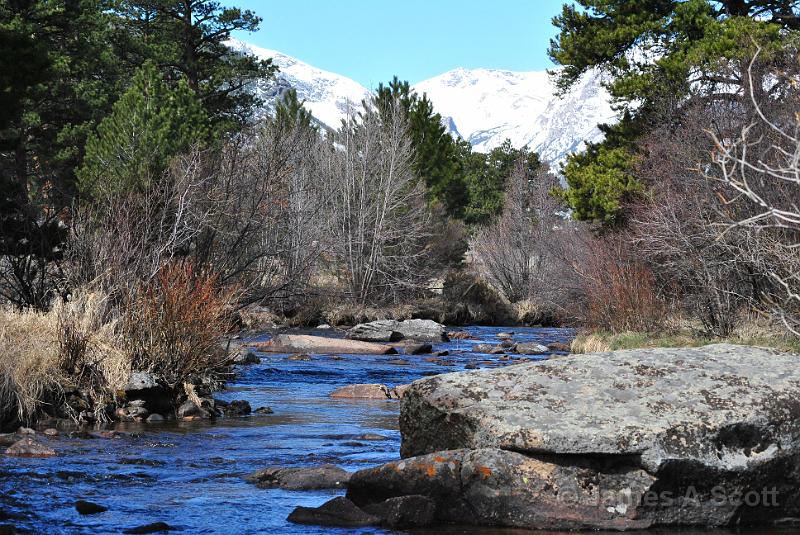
0 292 128 426
571 326 800 355
323 302 418 327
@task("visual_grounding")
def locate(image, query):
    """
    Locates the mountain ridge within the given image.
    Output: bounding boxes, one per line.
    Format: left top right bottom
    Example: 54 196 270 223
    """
230 38 617 163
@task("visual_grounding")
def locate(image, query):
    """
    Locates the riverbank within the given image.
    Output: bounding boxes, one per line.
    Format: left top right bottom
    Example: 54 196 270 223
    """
570 328 800 354
0 286 235 433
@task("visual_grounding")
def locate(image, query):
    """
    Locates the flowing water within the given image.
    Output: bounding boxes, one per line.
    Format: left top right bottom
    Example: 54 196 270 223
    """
0 326 796 535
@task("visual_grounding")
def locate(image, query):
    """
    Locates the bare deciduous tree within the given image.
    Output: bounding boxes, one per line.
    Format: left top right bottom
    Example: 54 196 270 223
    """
188 117 327 307
66 158 209 303
472 160 574 305
710 46 800 335
326 99 430 303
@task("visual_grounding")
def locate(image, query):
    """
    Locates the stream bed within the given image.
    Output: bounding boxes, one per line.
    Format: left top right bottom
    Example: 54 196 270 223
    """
1 326 796 535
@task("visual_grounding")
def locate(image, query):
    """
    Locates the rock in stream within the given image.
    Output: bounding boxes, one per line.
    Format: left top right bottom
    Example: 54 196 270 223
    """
342 344 800 530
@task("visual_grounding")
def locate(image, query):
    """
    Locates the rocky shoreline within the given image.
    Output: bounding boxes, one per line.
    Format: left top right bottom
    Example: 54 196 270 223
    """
280 343 800 530
13 321 796 531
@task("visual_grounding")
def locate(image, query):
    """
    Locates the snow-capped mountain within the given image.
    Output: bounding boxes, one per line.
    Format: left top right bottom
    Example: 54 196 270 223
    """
231 39 617 163
230 38 371 130
415 67 617 162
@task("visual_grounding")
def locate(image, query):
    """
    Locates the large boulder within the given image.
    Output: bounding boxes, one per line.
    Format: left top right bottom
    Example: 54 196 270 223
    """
356 344 800 530
347 319 448 343
254 334 396 355
347 448 654 530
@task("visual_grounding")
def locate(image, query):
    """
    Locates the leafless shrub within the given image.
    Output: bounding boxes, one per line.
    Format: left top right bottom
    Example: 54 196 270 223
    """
575 236 671 333
325 99 432 303
710 46 800 335
123 260 236 391
472 159 585 322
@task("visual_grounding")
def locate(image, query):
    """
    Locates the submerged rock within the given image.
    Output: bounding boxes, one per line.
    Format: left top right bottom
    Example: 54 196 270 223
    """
232 350 260 365
75 500 107 515
5 437 56 458
177 400 211 420
348 319 448 343
406 343 433 355
330 384 390 399
447 331 476 340
246 464 351 490
254 334 396 355
215 399 251 417
287 497 379 527
122 522 172 534
351 344 800 530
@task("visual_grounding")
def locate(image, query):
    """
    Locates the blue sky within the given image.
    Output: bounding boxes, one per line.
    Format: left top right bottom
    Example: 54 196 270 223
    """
232 0 568 88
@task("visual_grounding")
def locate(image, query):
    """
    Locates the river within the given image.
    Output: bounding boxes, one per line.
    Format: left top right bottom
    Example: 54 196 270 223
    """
1 326 794 535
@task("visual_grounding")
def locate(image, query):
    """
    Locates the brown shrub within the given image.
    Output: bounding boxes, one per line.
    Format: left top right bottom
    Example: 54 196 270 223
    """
577 238 670 333
124 261 236 391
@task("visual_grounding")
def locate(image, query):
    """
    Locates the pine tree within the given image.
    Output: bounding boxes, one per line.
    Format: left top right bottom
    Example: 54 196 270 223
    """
460 140 542 226
548 0 798 224
374 77 468 218
78 62 208 198
114 0 276 135
274 89 314 132
0 0 121 200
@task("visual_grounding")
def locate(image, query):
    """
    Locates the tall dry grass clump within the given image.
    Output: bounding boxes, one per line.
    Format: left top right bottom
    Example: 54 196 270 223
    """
123 261 236 391
0 292 128 426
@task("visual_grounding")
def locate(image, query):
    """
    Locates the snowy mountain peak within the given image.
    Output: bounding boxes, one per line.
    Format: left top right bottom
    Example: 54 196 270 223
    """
414 66 616 162
229 38 371 129
231 39 617 164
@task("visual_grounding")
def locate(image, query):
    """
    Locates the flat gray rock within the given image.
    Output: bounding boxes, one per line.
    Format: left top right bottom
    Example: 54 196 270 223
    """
348 319 448 342
126 371 157 392
372 344 800 529
254 334 396 355
401 344 800 471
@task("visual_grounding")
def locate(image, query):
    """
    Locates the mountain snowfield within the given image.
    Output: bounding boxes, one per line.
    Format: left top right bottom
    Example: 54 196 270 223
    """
230 39 371 129
230 38 617 164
